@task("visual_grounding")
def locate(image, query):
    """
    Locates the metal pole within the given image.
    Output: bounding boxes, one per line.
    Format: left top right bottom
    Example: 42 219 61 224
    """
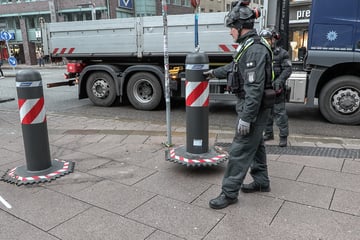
162 0 172 146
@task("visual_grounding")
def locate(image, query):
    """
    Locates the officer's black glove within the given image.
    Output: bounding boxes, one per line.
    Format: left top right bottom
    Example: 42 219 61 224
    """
273 80 283 95
203 69 216 79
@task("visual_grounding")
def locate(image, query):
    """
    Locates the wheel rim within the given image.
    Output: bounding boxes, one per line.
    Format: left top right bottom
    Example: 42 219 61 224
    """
92 79 110 99
132 79 154 103
331 87 360 114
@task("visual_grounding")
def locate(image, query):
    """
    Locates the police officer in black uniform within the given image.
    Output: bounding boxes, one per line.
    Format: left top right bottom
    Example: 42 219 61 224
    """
204 0 273 209
260 29 292 147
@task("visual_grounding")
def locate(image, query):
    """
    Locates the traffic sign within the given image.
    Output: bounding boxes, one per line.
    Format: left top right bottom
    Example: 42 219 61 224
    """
0 31 11 41
119 0 133 9
8 56 17 67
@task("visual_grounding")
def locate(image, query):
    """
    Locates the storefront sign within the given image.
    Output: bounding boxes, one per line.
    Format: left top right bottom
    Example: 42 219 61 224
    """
289 4 312 22
297 9 311 20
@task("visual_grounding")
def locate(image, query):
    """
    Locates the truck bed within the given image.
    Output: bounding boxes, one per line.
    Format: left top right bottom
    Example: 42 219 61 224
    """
45 12 240 59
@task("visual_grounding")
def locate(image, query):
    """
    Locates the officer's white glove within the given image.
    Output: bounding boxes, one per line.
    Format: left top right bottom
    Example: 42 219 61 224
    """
203 69 215 79
237 119 250 135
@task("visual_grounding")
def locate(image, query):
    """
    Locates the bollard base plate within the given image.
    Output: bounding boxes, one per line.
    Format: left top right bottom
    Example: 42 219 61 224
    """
165 145 228 167
1 159 75 186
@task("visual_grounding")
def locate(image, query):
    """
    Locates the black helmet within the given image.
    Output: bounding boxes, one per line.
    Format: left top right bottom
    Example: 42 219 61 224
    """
225 1 261 30
260 29 281 40
260 29 273 39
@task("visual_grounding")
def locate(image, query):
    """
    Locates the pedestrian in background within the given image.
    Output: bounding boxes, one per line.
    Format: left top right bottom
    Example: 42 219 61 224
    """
37 50 45 67
0 59 4 79
204 0 273 209
260 29 292 147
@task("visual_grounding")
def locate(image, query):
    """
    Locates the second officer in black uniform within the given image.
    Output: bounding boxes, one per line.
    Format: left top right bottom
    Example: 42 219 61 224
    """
260 29 292 147
204 1 274 209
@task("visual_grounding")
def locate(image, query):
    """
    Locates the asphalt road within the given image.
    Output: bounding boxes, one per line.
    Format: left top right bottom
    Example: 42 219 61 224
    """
0 68 359 140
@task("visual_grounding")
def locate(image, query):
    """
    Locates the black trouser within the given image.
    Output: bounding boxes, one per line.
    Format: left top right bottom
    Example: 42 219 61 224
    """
264 95 289 138
222 100 271 199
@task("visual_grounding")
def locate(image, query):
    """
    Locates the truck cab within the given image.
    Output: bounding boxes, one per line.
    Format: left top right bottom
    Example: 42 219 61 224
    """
305 0 360 124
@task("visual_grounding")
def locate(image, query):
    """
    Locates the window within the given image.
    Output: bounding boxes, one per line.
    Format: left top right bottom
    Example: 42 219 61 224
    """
183 0 190 7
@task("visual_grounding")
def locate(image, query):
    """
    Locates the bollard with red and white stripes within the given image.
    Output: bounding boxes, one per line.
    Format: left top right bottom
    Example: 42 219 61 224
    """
1 70 74 185
165 51 228 167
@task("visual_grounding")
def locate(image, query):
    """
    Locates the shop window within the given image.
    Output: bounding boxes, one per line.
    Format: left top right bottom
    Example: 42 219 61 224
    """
290 29 308 61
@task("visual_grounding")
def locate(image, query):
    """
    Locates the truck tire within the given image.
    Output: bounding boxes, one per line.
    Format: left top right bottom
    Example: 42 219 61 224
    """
127 72 162 110
86 72 116 107
319 75 360 125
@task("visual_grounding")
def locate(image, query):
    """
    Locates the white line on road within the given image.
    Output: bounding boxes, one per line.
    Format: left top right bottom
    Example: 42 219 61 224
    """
0 195 12 209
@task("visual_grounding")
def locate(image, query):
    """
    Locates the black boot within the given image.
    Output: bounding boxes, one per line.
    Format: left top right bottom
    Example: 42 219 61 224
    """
241 182 270 193
209 193 238 209
279 137 287 147
263 133 274 141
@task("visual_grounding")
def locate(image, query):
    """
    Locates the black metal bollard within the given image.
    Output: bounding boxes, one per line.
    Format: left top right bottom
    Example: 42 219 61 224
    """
1 70 74 185
16 70 52 171
165 52 228 166
185 51 209 154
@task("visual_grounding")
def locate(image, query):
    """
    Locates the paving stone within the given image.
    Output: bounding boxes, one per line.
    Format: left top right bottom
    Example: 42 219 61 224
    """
134 150 184 171
73 179 156 215
330 189 360 216
203 214 299 240
298 166 360 193
76 141 125 156
51 134 97 150
0 210 58 240
175 164 226 186
133 170 212 203
315 142 345 149
268 160 303 180
0 148 23 166
276 154 344 171
147 230 185 240
86 160 157 186
127 195 224 240
57 151 112 172
44 171 103 195
271 201 360 240
96 142 162 163
267 154 280 161
342 159 360 175
49 207 154 240
96 134 128 144
1 135 25 153
0 186 90 231
264 177 334 209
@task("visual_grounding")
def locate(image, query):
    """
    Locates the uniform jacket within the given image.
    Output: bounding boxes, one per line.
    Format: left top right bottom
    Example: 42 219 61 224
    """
272 47 292 86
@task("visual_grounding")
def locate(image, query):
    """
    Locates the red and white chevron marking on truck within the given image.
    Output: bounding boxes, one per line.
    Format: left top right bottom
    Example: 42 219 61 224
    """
52 47 75 55
218 44 239 52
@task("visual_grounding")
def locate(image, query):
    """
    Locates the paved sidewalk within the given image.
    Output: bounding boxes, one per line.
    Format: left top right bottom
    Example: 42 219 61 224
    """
0 109 360 240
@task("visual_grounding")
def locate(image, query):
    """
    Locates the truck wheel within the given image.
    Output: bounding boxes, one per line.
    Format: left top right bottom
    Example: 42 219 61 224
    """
319 75 360 125
86 72 116 107
127 72 162 110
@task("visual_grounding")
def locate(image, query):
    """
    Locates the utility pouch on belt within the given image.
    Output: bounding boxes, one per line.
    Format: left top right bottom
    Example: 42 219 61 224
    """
227 63 242 93
262 88 276 108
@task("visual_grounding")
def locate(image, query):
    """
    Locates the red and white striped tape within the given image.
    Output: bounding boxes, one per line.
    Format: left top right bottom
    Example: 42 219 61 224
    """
18 97 46 124
169 148 226 165
186 81 209 107
7 160 70 182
